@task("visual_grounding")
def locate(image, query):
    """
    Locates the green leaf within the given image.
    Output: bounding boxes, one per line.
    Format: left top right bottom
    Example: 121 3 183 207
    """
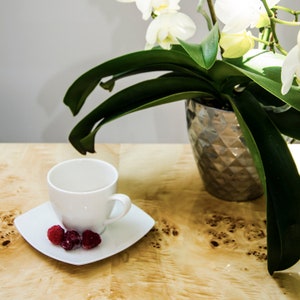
68 76 217 154
225 50 300 111
63 49 207 116
230 90 300 275
179 23 219 70
244 82 300 139
79 91 210 154
267 108 300 140
208 60 244 83
227 49 284 80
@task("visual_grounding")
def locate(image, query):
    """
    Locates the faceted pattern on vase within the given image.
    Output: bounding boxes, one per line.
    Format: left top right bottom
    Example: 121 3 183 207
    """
186 99 263 201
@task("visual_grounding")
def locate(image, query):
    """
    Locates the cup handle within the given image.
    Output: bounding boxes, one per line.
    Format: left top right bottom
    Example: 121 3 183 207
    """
104 193 132 225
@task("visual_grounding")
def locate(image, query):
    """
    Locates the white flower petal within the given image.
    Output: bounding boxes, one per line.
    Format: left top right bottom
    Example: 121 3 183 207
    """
295 65 300 82
135 0 153 20
133 0 181 20
215 0 260 24
222 15 257 33
145 11 195 49
215 0 277 33
281 46 299 94
266 0 280 9
169 12 196 39
297 30 300 51
152 0 180 14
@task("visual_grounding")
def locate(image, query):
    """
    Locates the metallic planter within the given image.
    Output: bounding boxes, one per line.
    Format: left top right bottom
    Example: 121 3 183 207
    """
186 99 263 201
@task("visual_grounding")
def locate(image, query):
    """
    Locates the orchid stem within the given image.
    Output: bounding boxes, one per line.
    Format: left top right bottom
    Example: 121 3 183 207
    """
261 0 288 55
206 0 217 25
274 5 300 21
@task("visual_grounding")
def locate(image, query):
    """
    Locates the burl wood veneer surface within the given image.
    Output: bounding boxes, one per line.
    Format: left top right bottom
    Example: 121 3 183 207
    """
0 143 299 299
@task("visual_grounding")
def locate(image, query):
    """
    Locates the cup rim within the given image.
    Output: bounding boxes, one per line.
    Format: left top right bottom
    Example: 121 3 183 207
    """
47 158 118 194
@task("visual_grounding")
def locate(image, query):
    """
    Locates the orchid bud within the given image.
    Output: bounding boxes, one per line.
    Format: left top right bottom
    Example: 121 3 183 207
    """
220 31 254 58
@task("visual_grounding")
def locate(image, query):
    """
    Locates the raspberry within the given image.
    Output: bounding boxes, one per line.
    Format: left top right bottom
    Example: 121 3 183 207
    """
82 230 101 249
60 230 82 251
47 225 102 251
47 225 65 245
60 238 74 251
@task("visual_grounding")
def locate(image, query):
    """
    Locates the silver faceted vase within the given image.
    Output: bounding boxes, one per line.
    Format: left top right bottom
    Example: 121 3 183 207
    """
186 99 263 201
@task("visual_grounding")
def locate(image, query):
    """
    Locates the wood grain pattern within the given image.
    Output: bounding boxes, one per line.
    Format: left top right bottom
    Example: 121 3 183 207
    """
0 143 299 299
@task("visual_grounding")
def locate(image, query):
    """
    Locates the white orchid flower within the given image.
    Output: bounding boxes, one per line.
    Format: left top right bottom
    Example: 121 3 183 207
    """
281 30 300 95
145 11 196 49
118 0 181 20
220 31 255 58
215 0 280 33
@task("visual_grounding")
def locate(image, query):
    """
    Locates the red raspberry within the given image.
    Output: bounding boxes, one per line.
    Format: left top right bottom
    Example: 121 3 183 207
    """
60 230 81 251
82 230 101 249
60 238 74 251
47 225 65 245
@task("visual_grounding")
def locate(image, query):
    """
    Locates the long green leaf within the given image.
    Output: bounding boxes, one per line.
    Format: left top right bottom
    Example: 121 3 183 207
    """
226 50 300 111
266 108 300 139
99 64 208 92
79 91 210 153
63 49 208 115
68 76 217 154
208 60 245 83
230 90 300 275
246 82 300 139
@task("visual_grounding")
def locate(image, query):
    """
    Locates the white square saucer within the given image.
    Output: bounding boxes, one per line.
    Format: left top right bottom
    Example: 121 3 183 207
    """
14 202 155 265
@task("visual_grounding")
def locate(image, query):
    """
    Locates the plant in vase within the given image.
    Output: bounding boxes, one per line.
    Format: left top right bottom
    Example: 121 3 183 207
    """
63 0 300 274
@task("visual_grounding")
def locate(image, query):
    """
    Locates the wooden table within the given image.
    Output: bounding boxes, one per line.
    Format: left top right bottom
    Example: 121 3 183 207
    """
0 143 299 299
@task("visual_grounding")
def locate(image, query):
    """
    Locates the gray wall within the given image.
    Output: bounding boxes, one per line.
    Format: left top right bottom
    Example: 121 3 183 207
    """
0 0 297 143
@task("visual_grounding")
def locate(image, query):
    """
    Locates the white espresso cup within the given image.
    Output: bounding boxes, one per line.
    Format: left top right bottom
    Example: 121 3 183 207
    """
47 158 131 234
